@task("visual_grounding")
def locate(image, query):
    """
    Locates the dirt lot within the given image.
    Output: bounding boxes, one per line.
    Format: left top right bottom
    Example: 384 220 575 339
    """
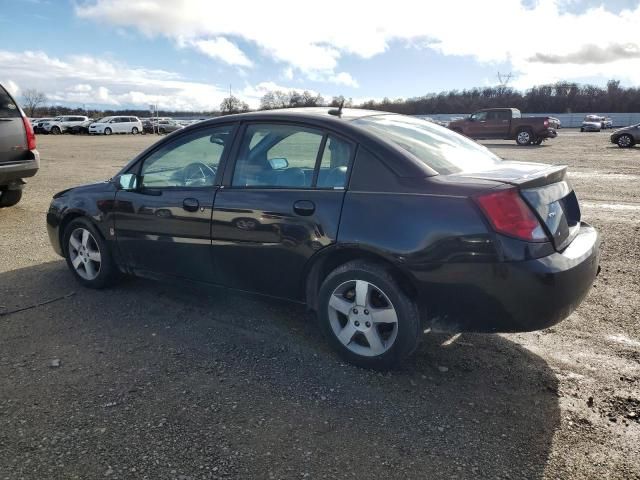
1 131 638 479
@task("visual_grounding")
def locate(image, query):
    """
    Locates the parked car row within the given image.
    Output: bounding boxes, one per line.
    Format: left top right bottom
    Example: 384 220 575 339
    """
30 115 204 136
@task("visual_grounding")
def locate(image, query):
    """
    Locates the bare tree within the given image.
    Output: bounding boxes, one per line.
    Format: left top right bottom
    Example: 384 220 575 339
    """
220 95 250 115
22 89 47 117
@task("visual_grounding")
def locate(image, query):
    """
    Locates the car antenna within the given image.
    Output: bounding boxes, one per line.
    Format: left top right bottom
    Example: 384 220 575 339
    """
328 99 345 117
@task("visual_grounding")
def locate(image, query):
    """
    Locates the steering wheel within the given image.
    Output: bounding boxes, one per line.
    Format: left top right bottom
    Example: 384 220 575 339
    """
182 162 217 187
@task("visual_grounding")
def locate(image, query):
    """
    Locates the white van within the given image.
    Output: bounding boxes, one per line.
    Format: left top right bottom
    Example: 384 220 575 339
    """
89 116 143 135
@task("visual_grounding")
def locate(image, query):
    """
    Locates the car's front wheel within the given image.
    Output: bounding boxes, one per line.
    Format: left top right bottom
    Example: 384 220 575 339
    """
63 218 119 288
617 134 634 148
131 127 139 134
317 260 421 369
104 127 112 136
51 126 61 135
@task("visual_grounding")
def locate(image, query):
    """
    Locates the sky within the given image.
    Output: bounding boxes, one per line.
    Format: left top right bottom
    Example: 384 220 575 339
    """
1 0 640 111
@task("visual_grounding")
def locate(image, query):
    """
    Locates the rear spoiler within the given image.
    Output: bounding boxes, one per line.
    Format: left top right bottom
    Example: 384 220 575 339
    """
504 165 567 189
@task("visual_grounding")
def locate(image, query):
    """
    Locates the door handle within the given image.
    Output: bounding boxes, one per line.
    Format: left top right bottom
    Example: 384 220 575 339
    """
293 200 315 216
182 197 199 212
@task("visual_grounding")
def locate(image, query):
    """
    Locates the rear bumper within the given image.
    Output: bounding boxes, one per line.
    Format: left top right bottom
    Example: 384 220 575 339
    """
0 151 40 186
414 223 601 333
540 128 557 139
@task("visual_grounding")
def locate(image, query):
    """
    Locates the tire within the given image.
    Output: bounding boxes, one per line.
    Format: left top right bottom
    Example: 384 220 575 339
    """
617 134 634 148
580 128 585 132
104 127 112 136
159 128 166 134
317 260 421 369
131 127 139 134
516 129 532 146
0 189 22 208
533 138 543 145
51 126 61 135
63 218 120 289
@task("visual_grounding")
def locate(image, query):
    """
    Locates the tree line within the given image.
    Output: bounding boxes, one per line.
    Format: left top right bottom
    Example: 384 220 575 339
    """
21 80 640 118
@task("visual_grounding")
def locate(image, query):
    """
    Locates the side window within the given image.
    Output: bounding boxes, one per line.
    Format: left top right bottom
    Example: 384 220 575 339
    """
140 125 234 188
472 111 488 121
232 124 323 188
317 136 353 188
0 87 20 118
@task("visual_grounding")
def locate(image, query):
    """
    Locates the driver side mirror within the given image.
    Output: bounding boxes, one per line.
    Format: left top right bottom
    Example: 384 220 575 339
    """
268 157 289 170
118 173 138 191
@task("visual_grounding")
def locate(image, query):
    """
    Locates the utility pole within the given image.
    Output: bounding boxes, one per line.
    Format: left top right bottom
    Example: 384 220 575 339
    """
497 72 514 88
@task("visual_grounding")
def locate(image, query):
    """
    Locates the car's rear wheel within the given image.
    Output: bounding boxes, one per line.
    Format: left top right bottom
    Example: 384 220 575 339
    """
516 129 532 146
317 260 421 369
104 127 112 136
0 189 22 208
131 127 139 134
617 134 634 148
51 126 61 135
63 218 119 288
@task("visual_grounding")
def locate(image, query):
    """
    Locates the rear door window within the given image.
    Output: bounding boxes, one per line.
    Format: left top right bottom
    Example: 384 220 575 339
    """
232 124 323 188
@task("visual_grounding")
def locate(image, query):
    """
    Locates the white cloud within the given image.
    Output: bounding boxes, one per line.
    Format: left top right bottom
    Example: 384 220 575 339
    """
76 0 640 88
328 72 359 88
189 37 252 67
0 49 327 110
0 49 231 110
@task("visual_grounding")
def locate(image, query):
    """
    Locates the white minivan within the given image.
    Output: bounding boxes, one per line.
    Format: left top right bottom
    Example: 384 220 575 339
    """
89 116 143 135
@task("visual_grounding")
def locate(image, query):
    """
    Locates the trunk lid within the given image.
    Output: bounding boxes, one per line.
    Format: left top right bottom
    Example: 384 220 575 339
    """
0 84 29 165
454 161 581 251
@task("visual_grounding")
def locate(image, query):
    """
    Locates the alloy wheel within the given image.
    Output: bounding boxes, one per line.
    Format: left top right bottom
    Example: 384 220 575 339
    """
517 131 531 144
618 135 632 147
68 227 102 280
327 280 398 357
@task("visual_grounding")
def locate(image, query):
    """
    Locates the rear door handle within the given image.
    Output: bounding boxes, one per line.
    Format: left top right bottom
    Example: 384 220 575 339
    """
183 197 199 212
293 200 315 216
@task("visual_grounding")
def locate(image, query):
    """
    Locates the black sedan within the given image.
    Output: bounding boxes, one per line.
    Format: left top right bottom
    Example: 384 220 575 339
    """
46 108 601 369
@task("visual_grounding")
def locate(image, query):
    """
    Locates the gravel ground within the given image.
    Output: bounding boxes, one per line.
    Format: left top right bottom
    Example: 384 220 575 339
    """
0 130 638 479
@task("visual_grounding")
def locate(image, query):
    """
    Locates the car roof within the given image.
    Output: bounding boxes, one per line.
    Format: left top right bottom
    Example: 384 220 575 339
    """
122 107 437 179
207 107 393 124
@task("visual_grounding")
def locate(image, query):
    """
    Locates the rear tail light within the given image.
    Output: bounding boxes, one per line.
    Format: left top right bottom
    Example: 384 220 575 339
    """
475 188 548 242
544 119 549 127
22 116 37 150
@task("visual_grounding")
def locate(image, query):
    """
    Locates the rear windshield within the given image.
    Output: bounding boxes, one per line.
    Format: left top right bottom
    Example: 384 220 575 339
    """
351 114 503 175
0 86 21 118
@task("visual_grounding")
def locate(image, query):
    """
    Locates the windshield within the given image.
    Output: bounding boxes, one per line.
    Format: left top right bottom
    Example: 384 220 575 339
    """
96 117 111 123
351 114 503 175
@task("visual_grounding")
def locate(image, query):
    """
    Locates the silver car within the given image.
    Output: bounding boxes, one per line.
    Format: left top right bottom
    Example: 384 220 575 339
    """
610 123 640 148
0 83 39 207
156 119 184 134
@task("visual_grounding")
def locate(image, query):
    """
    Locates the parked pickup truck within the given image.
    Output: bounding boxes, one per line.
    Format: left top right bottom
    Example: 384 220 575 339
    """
448 108 558 146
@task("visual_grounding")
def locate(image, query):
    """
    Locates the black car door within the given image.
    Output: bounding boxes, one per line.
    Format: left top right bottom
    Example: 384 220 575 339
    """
212 122 355 300
113 124 236 282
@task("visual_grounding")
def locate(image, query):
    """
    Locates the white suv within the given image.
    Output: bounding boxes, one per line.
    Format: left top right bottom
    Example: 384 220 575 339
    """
89 116 143 135
40 116 89 134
